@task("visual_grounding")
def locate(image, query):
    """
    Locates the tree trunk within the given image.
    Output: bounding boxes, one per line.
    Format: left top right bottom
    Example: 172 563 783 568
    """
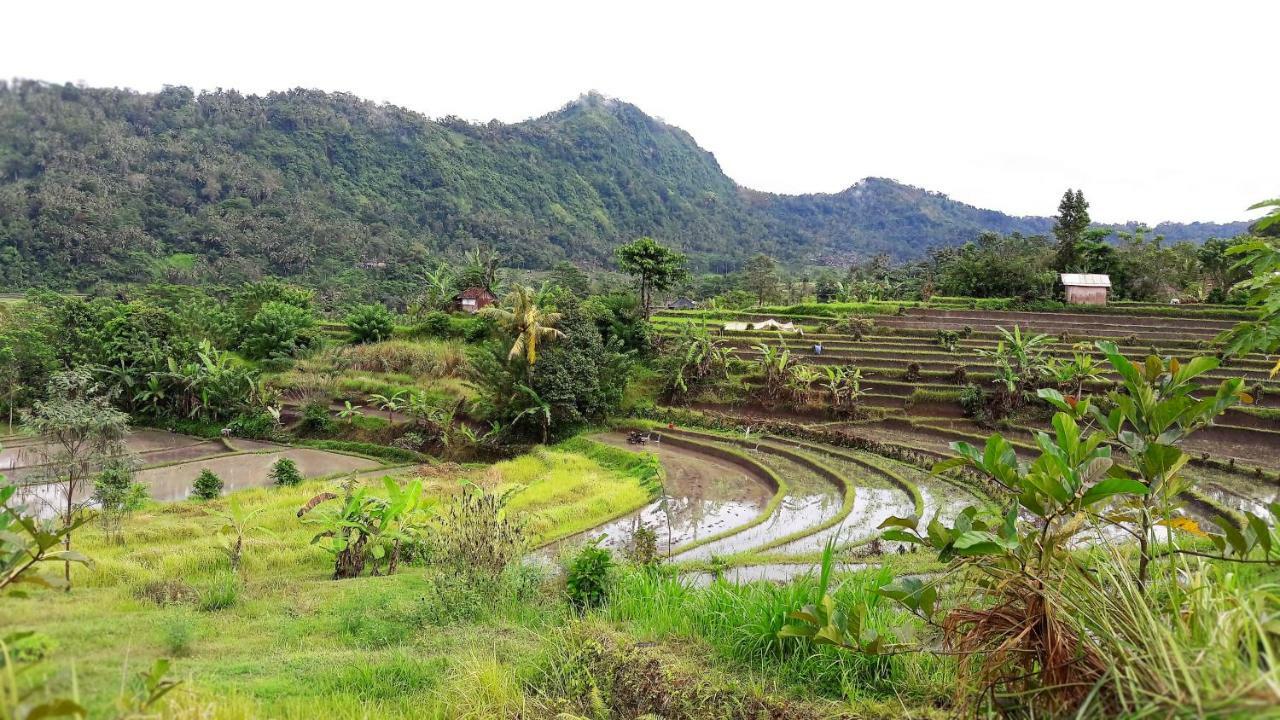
63 483 74 591
388 540 402 575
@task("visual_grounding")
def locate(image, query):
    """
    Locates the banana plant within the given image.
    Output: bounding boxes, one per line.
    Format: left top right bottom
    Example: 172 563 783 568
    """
786 363 821 404
368 390 408 422
207 500 275 576
1046 342 1105 399
367 477 433 575
754 340 793 400
511 384 552 443
337 401 365 425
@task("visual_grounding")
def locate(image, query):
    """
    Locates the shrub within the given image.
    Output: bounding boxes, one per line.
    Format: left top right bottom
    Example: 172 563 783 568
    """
241 301 318 360
838 316 875 340
300 400 336 435
224 410 278 440
334 339 469 378
431 486 528 580
191 469 223 500
903 362 922 382
624 524 659 566
94 460 148 543
345 303 394 344
5 632 57 662
935 329 960 352
959 384 986 420
417 311 452 338
949 365 968 385
160 613 196 656
565 542 613 611
135 579 198 606
270 457 302 487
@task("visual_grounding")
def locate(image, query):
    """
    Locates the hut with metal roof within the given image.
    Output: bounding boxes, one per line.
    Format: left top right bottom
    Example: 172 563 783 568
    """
1060 273 1111 306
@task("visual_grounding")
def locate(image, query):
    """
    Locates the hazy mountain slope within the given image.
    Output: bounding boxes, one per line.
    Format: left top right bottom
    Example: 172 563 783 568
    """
0 80 1248 288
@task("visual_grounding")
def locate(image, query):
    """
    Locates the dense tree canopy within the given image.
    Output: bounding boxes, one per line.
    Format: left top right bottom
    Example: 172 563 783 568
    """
0 81 1247 290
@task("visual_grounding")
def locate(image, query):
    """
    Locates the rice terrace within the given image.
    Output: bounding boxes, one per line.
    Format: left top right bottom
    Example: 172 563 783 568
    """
3 4 1280 719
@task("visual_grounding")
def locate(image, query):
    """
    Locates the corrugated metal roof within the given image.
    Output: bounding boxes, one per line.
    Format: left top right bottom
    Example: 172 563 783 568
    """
1060 273 1112 288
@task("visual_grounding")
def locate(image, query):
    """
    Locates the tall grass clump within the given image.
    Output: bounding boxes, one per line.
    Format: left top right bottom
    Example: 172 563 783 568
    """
333 340 470 379
1057 549 1280 718
604 565 953 701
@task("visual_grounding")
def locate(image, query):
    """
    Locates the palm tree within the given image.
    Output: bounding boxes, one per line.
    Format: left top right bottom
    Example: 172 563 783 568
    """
480 285 565 368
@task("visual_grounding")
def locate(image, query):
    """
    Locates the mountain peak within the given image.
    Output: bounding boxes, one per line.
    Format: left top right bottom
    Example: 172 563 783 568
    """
0 79 1251 287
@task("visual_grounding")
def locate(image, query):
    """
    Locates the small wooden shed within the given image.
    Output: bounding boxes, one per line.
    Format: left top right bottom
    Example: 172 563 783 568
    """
1060 273 1111 306
453 287 497 314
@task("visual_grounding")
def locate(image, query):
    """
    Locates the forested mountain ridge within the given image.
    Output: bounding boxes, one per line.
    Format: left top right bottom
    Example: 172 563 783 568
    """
0 80 1249 289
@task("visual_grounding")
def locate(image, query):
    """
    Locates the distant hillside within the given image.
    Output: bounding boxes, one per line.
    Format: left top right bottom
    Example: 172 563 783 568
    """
0 80 1249 288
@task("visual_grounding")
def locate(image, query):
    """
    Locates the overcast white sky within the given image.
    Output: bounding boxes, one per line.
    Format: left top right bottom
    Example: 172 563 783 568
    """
3 0 1275 224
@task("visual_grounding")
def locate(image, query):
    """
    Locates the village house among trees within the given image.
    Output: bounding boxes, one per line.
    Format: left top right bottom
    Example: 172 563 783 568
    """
453 286 497 313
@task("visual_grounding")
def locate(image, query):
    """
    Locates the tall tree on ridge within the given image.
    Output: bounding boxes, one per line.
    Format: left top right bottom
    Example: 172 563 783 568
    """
1053 189 1092 271
615 237 688 319
743 253 781 307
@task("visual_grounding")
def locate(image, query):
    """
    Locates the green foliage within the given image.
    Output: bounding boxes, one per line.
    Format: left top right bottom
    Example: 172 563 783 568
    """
159 613 196 656
1052 188 1092 270
197 572 240 611
778 540 908 654
207 500 273 574
299 477 432 579
1 472 94 595
92 460 148 542
345 303 394 344
565 542 613 611
933 232 1058 300
934 329 959 353
1220 235 1280 375
840 343 1260 715
615 237 689 317
742 253 781 306
300 400 337 435
241 301 317 360
269 457 303 487
480 285 565 367
430 485 527 581
0 81 1244 289
192 469 223 501
475 306 630 442
224 410 280 440
657 321 730 398
296 439 424 464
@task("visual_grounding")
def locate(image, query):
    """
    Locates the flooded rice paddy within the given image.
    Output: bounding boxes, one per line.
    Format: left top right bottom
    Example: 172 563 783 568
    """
7 429 384 512
672 442 842 561
561 434 774 555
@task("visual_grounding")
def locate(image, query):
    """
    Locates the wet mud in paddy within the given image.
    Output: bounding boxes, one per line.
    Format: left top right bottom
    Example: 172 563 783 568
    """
566 433 775 554
671 440 842 561
11 427 384 509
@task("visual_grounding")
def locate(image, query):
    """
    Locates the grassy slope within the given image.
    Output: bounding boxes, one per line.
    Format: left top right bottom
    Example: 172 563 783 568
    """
2 445 660 718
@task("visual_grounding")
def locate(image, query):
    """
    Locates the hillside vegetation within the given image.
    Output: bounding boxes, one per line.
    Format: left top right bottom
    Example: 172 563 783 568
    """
0 80 1247 289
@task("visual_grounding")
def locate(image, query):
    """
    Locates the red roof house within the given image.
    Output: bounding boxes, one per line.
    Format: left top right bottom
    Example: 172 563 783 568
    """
453 287 497 313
